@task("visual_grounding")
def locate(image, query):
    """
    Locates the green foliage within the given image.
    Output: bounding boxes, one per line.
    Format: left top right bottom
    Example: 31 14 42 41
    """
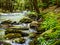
40 12 57 30
37 36 56 45
0 0 13 12
38 2 46 8
13 0 25 11
43 30 60 39
0 0 60 13
38 0 55 8
0 0 25 12
49 0 56 5
36 12 60 45
52 40 60 45
37 37 46 45
37 30 60 45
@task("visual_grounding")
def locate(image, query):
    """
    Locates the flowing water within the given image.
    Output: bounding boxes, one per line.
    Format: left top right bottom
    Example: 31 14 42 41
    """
0 11 36 45
0 11 30 22
0 24 36 45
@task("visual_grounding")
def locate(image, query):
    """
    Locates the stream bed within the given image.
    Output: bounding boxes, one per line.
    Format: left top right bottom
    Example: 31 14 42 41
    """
0 11 36 45
0 26 36 45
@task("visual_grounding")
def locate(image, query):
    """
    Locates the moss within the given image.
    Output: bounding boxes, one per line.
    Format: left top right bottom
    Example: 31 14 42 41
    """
20 17 32 23
37 27 45 33
5 33 21 39
13 38 25 44
5 29 22 34
27 13 38 20
29 33 37 39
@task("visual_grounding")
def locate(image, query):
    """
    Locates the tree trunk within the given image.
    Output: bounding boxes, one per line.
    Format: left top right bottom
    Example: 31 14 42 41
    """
29 0 34 11
32 0 40 13
56 0 60 7
2 0 13 12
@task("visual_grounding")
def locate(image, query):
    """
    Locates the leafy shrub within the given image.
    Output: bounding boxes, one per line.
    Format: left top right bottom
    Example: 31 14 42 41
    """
40 12 57 30
36 27 60 45
53 40 60 45
49 0 56 5
37 36 56 45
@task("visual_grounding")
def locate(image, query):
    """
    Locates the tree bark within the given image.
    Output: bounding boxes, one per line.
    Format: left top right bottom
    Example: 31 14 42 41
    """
1 0 13 12
29 0 33 11
56 0 60 7
32 0 40 13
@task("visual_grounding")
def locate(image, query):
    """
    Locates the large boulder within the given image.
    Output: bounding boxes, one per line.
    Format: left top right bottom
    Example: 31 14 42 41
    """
30 21 38 29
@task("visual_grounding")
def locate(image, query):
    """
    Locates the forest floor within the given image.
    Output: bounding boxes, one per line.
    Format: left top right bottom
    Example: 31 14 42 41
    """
42 6 60 14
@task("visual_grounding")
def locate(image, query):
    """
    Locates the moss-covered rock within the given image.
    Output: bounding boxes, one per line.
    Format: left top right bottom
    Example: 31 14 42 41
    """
27 12 38 20
12 38 25 44
37 27 45 33
19 17 32 24
10 26 29 30
5 28 22 34
30 21 38 29
1 20 12 24
29 32 37 39
21 32 29 37
0 41 11 45
29 40 35 45
29 39 37 45
5 33 21 39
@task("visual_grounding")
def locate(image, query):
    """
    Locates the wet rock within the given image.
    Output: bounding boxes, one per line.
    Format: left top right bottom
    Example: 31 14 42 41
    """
38 18 43 22
5 33 21 39
29 32 37 39
37 27 45 33
19 17 32 24
1 20 12 29
11 21 19 25
29 39 37 45
30 21 38 29
0 41 11 45
10 26 29 30
29 41 35 45
5 29 22 34
12 38 25 44
21 32 29 37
